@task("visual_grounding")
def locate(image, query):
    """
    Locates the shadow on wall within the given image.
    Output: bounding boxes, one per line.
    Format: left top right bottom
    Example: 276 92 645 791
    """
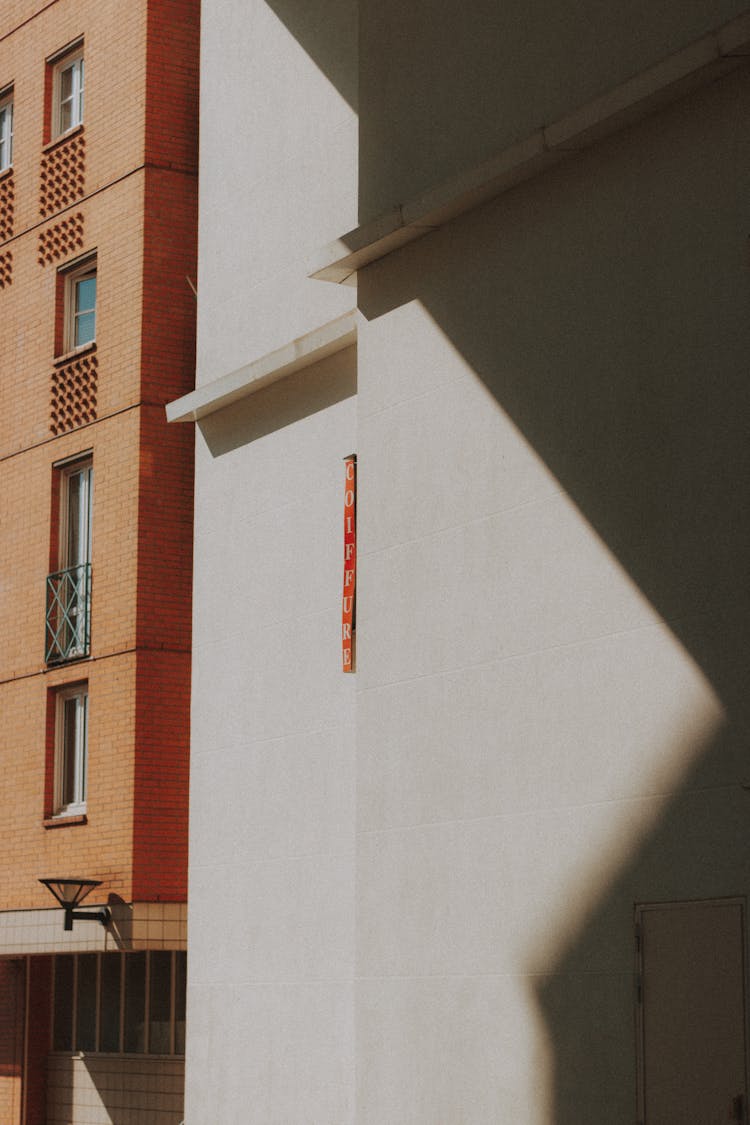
355 65 750 1124
358 65 750 752
532 728 748 1124
106 895 134 951
232 5 748 1119
262 0 358 111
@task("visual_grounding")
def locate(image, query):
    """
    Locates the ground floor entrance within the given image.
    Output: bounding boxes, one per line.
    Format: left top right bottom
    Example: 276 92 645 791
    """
0 951 185 1124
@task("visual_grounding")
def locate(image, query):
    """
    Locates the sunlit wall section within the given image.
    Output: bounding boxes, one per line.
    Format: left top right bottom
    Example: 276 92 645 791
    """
186 2 359 1121
197 0 358 378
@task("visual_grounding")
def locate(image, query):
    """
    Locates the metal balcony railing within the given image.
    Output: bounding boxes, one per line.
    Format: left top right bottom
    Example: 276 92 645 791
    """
45 563 91 663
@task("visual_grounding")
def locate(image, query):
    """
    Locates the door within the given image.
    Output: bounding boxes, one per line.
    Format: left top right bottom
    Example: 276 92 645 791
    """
637 899 748 1125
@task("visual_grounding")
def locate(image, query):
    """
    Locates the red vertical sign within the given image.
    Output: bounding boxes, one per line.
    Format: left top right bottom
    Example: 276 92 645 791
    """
342 455 356 672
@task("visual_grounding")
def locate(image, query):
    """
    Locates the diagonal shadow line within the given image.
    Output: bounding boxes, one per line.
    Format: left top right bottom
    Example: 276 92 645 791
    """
262 0 358 112
354 66 750 1123
357 68 750 715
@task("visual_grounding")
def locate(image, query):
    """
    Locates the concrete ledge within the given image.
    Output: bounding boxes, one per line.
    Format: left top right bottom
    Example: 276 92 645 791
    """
309 13 750 283
167 310 357 423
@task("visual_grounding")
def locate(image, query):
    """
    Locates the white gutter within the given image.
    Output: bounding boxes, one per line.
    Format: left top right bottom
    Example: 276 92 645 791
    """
308 13 750 283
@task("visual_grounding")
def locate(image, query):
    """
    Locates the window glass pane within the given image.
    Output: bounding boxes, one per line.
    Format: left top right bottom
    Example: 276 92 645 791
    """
59 89 72 135
123 953 146 1053
148 951 172 1055
73 277 96 347
76 954 97 1051
75 276 96 314
53 956 74 1051
74 311 95 347
100 954 121 1052
77 693 88 805
174 952 186 1055
66 471 82 565
61 697 78 807
60 64 74 102
0 103 11 170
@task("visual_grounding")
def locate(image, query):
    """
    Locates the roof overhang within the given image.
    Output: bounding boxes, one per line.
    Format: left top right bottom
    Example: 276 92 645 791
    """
167 311 357 423
308 14 750 283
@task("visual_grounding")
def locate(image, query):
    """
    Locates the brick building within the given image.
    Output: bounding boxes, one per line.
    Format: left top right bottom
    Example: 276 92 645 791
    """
0 2 198 1122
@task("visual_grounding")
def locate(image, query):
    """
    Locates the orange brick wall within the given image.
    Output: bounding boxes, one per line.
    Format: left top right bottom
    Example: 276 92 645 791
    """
137 407 194 652
2 657 139 907
132 650 191 901
141 168 199 405
144 0 200 175
0 0 197 914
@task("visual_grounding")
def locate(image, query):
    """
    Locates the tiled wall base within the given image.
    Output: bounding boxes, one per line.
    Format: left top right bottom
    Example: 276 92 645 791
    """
0 903 187 955
47 1054 184 1125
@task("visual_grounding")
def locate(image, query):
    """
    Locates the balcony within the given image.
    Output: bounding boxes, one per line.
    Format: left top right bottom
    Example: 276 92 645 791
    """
45 563 91 663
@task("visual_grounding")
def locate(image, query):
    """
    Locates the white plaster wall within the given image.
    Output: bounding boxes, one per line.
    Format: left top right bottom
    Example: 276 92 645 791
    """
197 0 358 381
185 349 357 1125
189 2 750 1121
354 67 750 1124
190 4 358 1120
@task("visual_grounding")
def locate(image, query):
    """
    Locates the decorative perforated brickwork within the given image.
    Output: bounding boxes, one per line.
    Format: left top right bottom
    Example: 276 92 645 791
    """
0 175 14 242
50 351 98 434
39 134 86 218
38 213 84 265
0 251 12 289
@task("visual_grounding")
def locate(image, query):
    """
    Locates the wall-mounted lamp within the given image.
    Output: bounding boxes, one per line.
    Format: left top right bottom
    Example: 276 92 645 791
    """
39 877 111 931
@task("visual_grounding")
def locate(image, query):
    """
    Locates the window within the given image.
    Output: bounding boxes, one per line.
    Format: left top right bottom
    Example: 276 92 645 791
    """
54 683 88 816
65 257 96 351
46 457 93 663
55 254 97 357
52 45 84 138
52 951 187 1055
0 89 13 172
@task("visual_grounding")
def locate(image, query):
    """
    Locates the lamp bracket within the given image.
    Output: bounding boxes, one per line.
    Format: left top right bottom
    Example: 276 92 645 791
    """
63 906 111 931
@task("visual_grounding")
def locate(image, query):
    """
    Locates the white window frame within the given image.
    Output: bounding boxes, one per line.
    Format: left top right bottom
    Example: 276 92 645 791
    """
62 256 96 352
52 44 84 139
54 682 88 816
0 89 13 172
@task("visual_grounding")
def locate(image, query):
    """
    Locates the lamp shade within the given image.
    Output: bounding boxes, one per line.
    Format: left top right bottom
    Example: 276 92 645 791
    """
39 877 101 908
